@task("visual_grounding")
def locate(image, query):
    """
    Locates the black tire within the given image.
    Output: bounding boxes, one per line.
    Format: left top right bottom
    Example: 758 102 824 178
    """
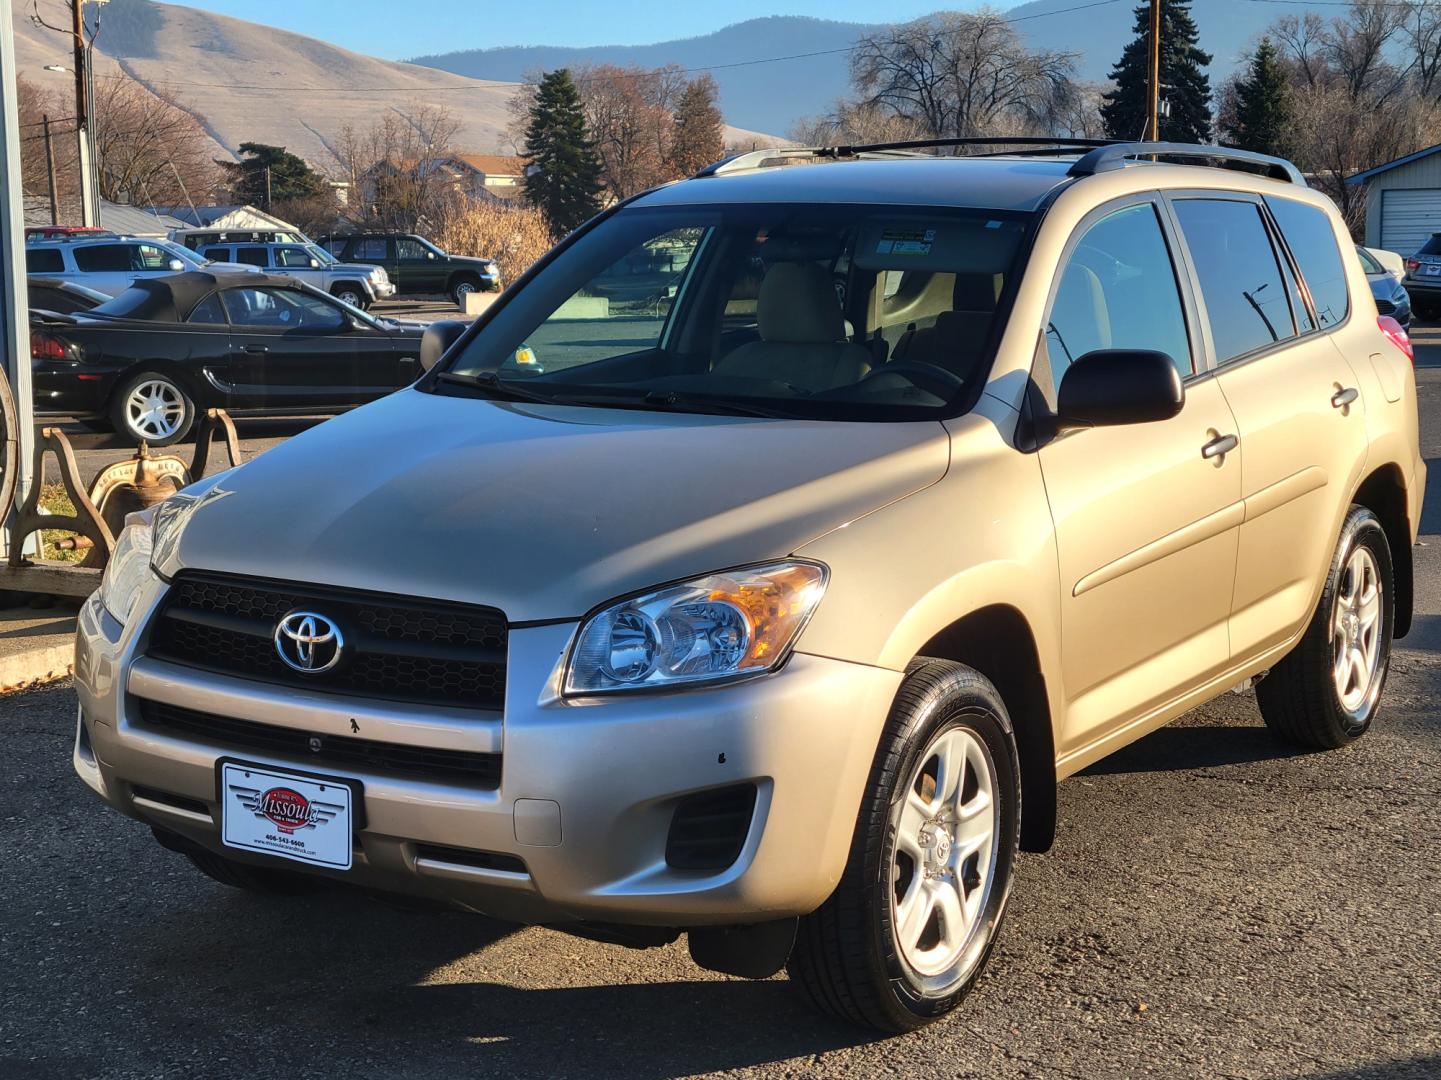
788 658 1021 1032
331 283 369 310
185 849 327 896
108 369 195 447
1256 505 1394 749
1413 299 1440 323
450 274 482 307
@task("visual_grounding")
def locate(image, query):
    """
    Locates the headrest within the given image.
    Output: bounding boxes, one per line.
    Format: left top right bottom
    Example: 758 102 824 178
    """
757 262 846 344
953 272 1000 312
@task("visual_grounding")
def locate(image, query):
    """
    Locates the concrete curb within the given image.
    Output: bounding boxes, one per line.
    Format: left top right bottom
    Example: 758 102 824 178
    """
0 640 74 693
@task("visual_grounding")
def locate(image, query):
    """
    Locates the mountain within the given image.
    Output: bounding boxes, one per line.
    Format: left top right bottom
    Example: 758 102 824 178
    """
410 3 1322 136
11 0 777 173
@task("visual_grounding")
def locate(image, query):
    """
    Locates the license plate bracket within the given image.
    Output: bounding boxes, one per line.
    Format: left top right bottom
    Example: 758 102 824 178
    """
216 758 364 871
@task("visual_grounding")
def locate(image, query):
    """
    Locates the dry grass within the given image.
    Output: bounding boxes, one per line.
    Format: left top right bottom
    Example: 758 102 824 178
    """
433 197 555 286
37 484 86 564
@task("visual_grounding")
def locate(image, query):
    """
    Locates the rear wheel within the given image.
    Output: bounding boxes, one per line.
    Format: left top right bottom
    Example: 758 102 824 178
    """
788 659 1020 1032
1256 505 1394 749
109 370 195 446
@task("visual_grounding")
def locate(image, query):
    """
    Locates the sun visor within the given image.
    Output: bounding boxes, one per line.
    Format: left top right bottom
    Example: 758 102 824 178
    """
852 217 1025 273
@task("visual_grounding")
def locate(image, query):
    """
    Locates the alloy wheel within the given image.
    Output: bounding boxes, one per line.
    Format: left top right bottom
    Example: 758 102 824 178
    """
1332 545 1384 715
124 379 184 441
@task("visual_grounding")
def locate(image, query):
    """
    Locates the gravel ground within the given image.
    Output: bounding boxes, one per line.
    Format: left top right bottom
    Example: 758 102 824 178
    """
1 366 1439 1080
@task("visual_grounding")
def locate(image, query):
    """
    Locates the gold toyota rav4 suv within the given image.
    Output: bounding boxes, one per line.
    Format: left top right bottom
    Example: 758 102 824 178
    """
74 140 1424 1033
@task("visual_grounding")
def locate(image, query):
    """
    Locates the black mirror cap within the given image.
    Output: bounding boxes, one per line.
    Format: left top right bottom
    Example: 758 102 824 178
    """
419 319 468 372
1056 349 1185 429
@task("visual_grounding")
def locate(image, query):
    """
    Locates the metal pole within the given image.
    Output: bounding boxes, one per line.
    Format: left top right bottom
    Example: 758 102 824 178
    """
2 6 37 553
1147 0 1161 141
43 115 60 225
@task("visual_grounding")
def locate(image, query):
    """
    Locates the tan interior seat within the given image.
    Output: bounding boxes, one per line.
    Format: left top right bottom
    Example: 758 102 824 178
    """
713 262 872 392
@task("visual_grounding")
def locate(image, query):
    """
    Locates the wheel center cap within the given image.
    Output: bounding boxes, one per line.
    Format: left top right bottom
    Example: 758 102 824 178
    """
920 822 952 867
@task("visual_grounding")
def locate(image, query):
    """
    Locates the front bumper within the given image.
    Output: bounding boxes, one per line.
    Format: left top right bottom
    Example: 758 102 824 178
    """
73 581 900 926
372 280 396 300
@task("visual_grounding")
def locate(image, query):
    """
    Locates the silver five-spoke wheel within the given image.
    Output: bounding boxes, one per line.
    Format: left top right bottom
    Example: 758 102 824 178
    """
890 725 999 986
124 378 185 442
1332 545 1383 715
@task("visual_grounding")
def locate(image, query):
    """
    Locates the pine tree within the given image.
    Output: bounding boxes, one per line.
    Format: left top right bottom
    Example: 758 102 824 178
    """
667 74 726 177
1100 0 1213 143
1228 38 1292 157
217 143 326 208
522 69 604 236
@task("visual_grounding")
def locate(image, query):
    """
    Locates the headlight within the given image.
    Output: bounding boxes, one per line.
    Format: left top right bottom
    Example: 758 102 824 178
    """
97 516 154 626
565 561 827 695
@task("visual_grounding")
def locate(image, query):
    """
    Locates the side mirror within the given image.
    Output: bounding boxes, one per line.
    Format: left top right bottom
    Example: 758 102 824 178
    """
427 251 437 260
309 258 321 268
1055 349 1184 430
420 319 468 372
167 258 185 272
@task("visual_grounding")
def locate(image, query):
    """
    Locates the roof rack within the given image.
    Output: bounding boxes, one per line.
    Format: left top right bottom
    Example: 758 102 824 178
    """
1067 142 1306 185
695 137 1124 178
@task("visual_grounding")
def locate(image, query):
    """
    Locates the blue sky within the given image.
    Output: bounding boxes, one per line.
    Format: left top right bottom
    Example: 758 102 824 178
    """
166 1 949 59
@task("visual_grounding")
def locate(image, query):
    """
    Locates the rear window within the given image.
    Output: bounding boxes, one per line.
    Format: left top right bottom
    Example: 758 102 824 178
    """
73 244 132 273
1420 235 1441 256
1266 197 1350 329
26 248 64 273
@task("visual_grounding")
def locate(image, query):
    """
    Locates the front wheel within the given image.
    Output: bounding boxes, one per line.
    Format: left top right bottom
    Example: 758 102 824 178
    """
788 659 1020 1032
1256 505 1394 749
109 370 195 446
451 275 482 307
332 284 369 310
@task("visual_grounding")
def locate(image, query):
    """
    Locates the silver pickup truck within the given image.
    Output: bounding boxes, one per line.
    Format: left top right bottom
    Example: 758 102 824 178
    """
195 240 395 309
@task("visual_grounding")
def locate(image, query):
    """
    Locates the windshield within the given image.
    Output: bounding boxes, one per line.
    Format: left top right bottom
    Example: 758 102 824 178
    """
1355 247 1384 274
307 244 339 266
439 203 1030 421
157 240 207 267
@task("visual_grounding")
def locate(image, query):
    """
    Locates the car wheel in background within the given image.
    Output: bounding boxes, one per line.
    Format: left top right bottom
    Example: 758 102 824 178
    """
109 370 195 447
1257 505 1394 749
332 284 368 310
451 275 482 307
787 658 1020 1032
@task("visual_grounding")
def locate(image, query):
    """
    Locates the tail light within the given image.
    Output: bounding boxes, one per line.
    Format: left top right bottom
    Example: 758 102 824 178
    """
1378 314 1413 361
1406 257 1420 274
29 330 67 362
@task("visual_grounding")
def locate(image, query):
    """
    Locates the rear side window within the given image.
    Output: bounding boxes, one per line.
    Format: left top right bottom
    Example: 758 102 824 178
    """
236 247 270 267
26 248 64 273
1046 202 1192 393
1419 235 1441 256
202 247 229 262
1173 199 1295 364
73 244 132 273
1266 197 1350 329
187 294 227 324
353 238 388 261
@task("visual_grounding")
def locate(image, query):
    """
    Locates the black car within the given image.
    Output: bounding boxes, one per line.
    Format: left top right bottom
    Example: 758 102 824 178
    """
317 232 500 305
29 277 109 315
30 271 426 445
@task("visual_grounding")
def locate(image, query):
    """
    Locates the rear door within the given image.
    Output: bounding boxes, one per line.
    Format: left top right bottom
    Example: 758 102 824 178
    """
1169 194 1370 660
220 285 402 410
1036 198 1243 755
71 243 136 295
348 237 394 286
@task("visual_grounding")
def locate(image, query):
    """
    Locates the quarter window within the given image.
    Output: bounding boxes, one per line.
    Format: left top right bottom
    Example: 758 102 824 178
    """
1265 197 1351 329
187 294 227 324
1045 203 1192 395
1173 199 1296 363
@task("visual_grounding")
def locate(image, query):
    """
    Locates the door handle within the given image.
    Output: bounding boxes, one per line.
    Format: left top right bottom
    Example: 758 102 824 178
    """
1331 387 1359 409
1201 433 1238 460
243 344 269 354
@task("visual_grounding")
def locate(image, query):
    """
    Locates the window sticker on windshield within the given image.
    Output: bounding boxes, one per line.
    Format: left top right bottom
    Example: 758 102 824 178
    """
876 228 935 256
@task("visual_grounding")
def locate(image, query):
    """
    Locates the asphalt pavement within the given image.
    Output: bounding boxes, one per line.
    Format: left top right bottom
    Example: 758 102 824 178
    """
1 354 1439 1080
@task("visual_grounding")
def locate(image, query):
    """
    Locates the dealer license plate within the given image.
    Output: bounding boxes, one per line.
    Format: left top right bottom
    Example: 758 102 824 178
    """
219 761 355 870
1426 264 1441 276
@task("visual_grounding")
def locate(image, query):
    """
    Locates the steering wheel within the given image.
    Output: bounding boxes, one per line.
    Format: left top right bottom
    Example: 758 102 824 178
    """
853 361 964 400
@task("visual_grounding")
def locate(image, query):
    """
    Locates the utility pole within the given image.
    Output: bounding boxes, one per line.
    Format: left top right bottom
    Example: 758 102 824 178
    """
264 165 272 209
70 0 97 225
1146 0 1161 141
42 115 59 225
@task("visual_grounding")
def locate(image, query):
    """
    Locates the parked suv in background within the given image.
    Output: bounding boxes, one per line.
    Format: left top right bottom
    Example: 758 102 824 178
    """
76 140 1423 1034
174 228 312 250
197 240 395 308
319 232 499 305
25 234 255 297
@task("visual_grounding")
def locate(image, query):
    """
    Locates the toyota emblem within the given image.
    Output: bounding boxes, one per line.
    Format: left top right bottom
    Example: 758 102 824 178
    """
274 611 344 674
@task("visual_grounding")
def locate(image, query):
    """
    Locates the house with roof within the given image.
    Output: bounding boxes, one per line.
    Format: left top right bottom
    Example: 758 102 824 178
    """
149 204 301 234
357 153 525 209
1347 145 1441 254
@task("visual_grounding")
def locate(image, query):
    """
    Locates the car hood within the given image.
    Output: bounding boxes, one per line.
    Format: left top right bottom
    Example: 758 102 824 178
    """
168 388 950 621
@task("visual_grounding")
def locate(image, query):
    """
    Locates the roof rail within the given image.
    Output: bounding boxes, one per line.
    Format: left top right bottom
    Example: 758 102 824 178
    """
1067 142 1306 185
694 136 1126 178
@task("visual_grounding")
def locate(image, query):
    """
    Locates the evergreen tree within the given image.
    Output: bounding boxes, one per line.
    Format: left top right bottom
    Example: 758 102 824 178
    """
1101 0 1213 143
217 143 326 208
522 69 604 236
667 74 727 177
1228 38 1292 157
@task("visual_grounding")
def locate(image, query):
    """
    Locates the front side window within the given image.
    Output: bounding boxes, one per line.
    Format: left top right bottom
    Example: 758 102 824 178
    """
1266 197 1350 329
1173 198 1296 363
396 238 431 261
222 287 346 331
1045 202 1192 395
441 203 1032 421
274 246 314 268
131 244 172 271
187 294 227 324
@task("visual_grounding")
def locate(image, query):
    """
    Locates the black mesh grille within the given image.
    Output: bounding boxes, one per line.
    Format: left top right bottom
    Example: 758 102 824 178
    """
1376 297 1397 316
665 784 757 871
146 571 507 709
137 699 502 788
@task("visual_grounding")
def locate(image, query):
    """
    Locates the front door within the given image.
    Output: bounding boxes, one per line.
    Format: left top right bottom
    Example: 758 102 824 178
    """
1169 194 1371 660
395 236 446 294
220 285 401 410
1036 200 1243 757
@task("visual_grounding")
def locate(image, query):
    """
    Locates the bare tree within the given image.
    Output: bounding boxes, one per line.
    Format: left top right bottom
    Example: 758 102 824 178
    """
328 100 462 229
1324 0 1407 100
849 10 1076 140
90 74 218 208
1404 0 1441 100
788 100 930 146
1273 13 1330 88
573 64 683 199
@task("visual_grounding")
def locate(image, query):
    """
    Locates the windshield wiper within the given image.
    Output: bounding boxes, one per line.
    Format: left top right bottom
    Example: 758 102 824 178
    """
636 390 796 419
433 370 571 405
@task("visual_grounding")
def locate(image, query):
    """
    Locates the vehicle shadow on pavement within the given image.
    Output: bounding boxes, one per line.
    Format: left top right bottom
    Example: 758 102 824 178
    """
1077 721 1316 776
